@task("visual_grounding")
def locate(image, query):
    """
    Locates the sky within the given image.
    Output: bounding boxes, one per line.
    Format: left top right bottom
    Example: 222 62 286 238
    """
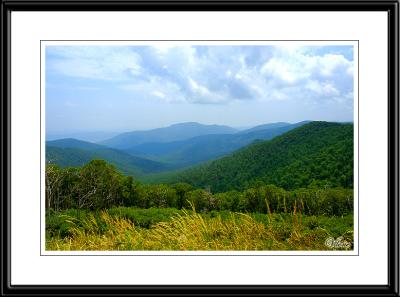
45 44 354 134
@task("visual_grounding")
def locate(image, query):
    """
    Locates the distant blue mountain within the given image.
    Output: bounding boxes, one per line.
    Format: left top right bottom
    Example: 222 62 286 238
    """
100 122 238 149
46 121 312 174
46 138 170 176
123 121 309 168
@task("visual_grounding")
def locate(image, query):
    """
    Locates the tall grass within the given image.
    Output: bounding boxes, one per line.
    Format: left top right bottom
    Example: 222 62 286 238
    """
46 207 353 251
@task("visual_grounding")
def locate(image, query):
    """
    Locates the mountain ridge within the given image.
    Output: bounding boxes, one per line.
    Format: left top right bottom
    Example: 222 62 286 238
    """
100 122 238 149
123 121 308 167
157 121 354 192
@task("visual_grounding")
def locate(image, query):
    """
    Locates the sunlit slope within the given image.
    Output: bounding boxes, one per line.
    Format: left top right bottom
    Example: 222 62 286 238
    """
167 122 353 192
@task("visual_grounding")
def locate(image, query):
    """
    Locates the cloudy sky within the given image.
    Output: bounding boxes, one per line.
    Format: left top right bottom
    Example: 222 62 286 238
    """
45 44 354 133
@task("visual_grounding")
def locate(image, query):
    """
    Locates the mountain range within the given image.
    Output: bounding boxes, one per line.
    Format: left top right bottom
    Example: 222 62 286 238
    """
46 121 310 173
157 121 354 192
123 121 309 167
46 120 353 191
99 122 238 149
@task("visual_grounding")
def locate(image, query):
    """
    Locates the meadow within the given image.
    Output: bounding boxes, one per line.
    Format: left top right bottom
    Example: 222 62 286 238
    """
46 207 353 251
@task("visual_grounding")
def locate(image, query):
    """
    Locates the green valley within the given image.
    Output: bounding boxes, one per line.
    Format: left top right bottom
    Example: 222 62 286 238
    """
45 121 354 251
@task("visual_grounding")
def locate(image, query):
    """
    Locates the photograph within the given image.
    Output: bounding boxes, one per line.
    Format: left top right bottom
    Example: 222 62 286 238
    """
44 43 356 251
3 1 398 293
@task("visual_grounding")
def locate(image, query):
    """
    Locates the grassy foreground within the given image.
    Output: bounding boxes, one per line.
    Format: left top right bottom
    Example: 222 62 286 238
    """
46 207 353 251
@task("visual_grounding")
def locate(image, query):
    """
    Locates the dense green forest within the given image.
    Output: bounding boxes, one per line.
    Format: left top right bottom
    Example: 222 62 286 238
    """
46 160 353 215
161 122 353 192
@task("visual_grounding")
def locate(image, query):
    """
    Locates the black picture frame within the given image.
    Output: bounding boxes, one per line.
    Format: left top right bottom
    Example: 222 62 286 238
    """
1 1 399 296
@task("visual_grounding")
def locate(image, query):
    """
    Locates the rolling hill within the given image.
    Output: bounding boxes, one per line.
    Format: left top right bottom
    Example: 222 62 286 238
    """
124 121 308 167
46 139 170 176
46 131 119 142
161 122 354 192
99 122 238 149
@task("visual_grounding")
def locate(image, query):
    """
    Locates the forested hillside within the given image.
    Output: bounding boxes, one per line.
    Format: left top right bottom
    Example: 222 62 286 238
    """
167 122 353 192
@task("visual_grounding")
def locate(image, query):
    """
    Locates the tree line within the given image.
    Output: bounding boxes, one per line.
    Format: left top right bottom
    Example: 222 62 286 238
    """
46 160 353 216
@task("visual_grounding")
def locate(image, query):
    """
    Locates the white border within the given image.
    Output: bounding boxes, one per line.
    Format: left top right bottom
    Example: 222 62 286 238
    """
11 11 387 285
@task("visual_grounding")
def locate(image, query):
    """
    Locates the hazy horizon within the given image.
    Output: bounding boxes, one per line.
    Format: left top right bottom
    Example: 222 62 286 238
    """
46 44 354 135
46 119 354 134
45 119 355 143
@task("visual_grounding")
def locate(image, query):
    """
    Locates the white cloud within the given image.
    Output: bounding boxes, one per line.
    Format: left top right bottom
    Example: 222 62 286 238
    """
318 54 353 77
305 80 340 97
261 58 307 84
258 48 353 105
47 45 354 106
261 51 353 83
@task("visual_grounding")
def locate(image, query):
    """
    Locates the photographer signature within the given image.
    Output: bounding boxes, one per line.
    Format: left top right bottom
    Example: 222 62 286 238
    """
325 236 352 249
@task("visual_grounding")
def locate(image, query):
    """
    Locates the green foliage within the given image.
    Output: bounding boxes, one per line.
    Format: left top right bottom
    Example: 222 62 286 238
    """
171 182 194 208
167 122 354 192
213 190 246 212
45 164 80 211
76 160 125 209
136 184 178 208
46 159 353 217
183 189 216 211
45 160 135 210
